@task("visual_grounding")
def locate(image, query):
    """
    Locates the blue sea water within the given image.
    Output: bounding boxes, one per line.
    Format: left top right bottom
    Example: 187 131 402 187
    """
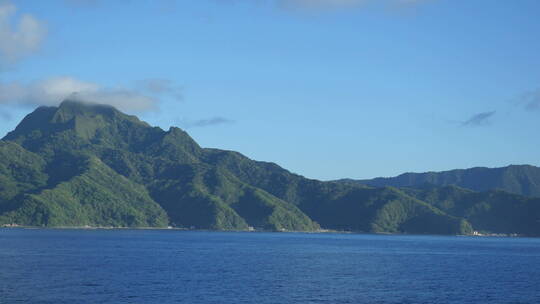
1 229 539 304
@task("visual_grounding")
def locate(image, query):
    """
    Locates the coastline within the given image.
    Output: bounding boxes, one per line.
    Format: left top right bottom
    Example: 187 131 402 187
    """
0 224 526 237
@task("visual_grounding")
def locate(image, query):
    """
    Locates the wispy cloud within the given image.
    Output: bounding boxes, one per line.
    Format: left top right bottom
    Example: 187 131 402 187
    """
462 111 496 127
63 0 175 12
279 0 368 11
0 0 47 65
63 0 133 8
520 89 540 112
0 77 158 112
180 117 235 128
277 0 433 11
138 78 183 101
63 0 101 7
395 0 432 6
63 0 435 14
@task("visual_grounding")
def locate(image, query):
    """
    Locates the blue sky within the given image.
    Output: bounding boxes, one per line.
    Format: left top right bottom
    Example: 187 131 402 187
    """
0 0 539 180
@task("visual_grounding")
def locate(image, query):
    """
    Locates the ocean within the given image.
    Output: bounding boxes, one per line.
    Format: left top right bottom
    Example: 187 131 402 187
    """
1 229 539 303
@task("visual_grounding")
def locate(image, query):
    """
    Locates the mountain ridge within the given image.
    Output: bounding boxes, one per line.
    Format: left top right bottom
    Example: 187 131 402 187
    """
1 100 539 236
339 164 540 198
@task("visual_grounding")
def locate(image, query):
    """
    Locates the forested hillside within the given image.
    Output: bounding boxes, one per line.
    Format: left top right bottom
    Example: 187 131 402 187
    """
1 100 538 236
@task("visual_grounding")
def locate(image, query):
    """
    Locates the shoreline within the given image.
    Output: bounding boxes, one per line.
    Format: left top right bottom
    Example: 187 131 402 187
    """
0 225 340 233
0 225 527 238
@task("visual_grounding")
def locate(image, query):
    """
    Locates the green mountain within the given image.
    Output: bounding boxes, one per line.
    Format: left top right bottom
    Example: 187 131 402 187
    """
401 185 540 235
344 165 540 197
0 100 538 236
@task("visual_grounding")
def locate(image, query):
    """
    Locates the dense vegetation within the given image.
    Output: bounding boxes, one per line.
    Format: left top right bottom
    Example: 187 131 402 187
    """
345 165 540 197
401 185 540 236
1 100 538 236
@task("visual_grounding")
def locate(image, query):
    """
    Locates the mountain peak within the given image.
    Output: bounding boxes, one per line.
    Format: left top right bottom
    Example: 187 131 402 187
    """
58 98 116 110
3 99 150 145
52 99 120 123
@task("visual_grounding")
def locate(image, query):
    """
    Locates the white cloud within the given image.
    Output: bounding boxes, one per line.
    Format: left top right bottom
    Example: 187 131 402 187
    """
0 77 158 112
0 1 47 64
71 89 157 112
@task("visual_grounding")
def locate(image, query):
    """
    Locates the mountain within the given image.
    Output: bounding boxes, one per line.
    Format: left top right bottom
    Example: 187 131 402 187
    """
0 100 538 236
342 165 540 198
401 185 540 235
